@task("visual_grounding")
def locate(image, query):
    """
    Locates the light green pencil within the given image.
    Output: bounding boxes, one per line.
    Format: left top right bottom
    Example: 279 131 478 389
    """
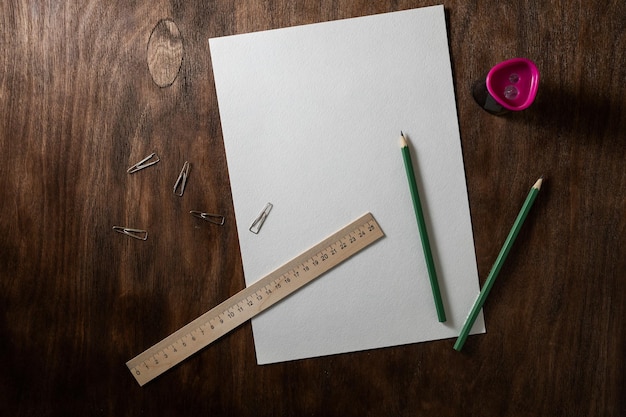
454 177 543 351
399 132 446 322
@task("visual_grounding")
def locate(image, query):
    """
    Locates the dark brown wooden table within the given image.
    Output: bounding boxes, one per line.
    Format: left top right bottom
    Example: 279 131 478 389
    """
1 1 624 416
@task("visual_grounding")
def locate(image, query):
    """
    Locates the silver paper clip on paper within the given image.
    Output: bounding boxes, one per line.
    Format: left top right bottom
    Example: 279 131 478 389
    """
190 211 225 226
173 161 190 196
249 202 273 234
127 152 160 174
112 226 148 240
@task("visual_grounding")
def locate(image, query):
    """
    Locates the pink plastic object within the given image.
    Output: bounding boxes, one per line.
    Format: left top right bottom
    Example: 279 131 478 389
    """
485 58 539 111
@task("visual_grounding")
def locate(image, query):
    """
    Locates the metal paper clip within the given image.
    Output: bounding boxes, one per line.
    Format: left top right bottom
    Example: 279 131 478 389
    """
190 211 225 226
173 161 190 196
127 152 160 174
249 202 273 234
112 226 148 240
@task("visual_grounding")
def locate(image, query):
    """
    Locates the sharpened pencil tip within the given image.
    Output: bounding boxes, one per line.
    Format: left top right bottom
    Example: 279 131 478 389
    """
534 177 543 190
399 131 408 148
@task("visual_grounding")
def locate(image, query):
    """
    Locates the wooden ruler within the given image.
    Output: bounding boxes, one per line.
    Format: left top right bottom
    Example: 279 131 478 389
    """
126 212 384 386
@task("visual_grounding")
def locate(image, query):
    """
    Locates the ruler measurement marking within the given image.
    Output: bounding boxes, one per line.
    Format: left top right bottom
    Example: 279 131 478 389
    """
127 213 383 385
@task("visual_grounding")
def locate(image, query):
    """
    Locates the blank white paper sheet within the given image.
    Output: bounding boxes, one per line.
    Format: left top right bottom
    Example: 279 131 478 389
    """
209 5 484 364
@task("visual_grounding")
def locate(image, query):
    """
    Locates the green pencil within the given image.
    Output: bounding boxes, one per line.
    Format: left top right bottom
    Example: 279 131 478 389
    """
399 132 446 322
454 177 543 351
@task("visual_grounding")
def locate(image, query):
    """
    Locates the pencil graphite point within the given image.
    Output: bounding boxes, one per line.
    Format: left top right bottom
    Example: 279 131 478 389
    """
399 131 408 148
534 177 543 190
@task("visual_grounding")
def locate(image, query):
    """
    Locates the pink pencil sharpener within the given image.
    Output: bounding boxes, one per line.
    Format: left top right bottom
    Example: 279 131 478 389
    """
472 58 540 115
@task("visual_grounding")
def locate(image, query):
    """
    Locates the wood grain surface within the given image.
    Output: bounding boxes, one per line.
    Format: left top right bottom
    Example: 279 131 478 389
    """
1 1 624 416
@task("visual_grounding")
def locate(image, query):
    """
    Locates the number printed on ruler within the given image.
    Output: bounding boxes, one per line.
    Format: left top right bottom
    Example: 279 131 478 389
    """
126 212 384 386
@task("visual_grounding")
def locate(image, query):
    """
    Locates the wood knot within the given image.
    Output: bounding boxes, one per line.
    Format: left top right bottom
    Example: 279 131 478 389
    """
147 19 184 88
